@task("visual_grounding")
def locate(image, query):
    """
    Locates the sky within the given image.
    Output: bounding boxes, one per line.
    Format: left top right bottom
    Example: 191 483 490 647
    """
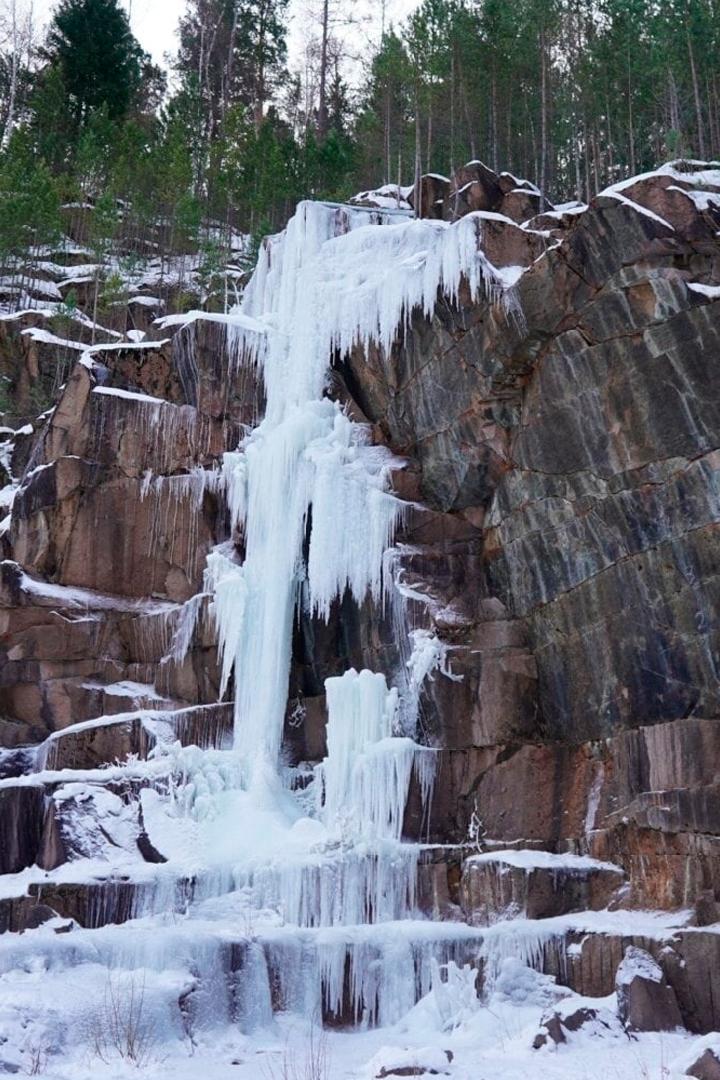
33 0 419 76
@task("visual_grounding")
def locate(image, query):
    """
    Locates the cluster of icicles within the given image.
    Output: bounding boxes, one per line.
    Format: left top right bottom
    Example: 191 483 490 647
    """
169 202 507 1019
209 200 501 780
197 200 502 892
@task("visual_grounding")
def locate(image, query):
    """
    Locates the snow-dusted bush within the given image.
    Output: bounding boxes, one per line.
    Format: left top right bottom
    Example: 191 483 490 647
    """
83 970 158 1068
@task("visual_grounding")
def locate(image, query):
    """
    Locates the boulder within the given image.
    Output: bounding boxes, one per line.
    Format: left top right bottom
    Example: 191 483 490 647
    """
615 946 683 1032
499 188 549 224
533 1003 624 1048
372 1048 453 1077
444 160 503 219
685 1048 720 1079
409 175 451 220
473 213 548 270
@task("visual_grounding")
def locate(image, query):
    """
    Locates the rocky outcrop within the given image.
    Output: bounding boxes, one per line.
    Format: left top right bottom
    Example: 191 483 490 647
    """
336 161 720 924
0 314 258 743
3 162 720 1043
459 851 623 924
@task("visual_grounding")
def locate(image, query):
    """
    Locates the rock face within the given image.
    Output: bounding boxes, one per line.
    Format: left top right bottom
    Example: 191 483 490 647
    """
337 160 720 923
3 161 720 1038
459 851 623 924
1 316 258 744
615 946 684 1032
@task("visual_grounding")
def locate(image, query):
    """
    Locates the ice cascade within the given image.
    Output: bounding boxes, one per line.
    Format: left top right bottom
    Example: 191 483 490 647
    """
212 199 501 778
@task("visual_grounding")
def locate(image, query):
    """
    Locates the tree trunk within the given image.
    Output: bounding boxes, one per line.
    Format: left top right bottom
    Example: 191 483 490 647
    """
385 87 391 184
317 0 330 139
539 22 548 198
686 20 706 158
458 59 476 159
627 51 636 175
414 88 422 218
450 48 456 175
491 68 498 171
426 108 432 172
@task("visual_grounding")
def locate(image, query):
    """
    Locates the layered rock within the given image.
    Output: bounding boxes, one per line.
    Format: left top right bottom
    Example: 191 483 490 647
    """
1 314 261 744
2 161 720 1043
336 161 720 924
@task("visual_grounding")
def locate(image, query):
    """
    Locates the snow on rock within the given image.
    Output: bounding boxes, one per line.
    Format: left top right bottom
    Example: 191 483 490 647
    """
21 326 88 350
688 282 720 299
8 563 181 613
600 159 720 197
363 1045 453 1077
350 183 414 211
466 849 623 874
616 945 664 986
616 945 684 1033
601 189 676 231
532 996 627 1050
92 385 167 405
671 1035 720 1078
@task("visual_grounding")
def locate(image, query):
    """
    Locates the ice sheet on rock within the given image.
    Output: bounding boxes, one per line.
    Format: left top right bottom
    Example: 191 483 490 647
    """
161 591 208 665
404 629 462 724
490 957 570 1009
261 919 485 1028
236 201 507 402
209 198 515 776
228 842 423 929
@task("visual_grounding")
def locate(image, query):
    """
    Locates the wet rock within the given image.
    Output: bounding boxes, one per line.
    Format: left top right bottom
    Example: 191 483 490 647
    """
0 783 46 873
615 946 684 1032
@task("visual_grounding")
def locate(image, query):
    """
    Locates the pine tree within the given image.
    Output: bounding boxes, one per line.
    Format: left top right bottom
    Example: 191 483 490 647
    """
44 0 146 124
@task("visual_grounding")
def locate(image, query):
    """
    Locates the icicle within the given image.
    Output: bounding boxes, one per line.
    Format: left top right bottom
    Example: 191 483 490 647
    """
318 669 435 843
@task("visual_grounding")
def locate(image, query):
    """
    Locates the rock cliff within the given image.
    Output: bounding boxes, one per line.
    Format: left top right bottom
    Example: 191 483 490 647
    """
2 160 720 1042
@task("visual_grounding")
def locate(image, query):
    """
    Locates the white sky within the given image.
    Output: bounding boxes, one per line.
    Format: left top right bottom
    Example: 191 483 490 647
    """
33 0 419 79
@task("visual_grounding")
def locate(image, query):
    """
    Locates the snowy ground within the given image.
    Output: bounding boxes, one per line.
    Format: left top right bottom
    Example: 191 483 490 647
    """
0 946 705 1080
